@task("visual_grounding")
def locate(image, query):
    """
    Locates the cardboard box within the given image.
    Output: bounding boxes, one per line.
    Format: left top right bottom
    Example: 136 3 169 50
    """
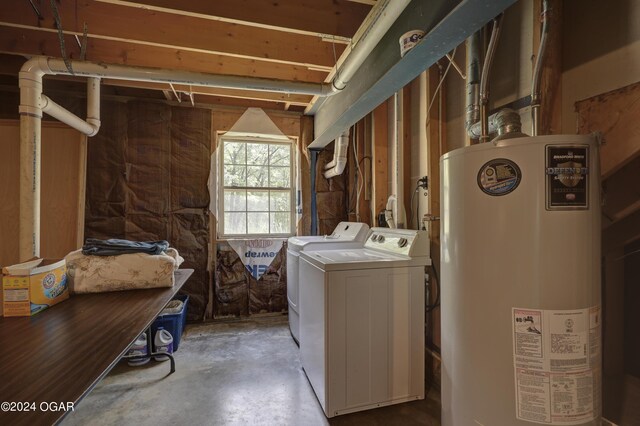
2 259 69 316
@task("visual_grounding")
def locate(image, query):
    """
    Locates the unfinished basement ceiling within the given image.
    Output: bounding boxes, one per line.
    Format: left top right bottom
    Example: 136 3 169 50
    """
0 0 373 111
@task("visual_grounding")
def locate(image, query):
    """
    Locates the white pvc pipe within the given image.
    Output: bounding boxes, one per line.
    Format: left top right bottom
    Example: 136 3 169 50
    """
333 0 411 90
18 59 45 260
40 76 101 137
41 95 98 136
42 57 332 96
19 114 41 261
323 129 350 178
86 77 101 132
389 94 398 227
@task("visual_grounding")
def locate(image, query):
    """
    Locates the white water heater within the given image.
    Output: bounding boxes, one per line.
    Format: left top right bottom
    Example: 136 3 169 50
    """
441 135 601 425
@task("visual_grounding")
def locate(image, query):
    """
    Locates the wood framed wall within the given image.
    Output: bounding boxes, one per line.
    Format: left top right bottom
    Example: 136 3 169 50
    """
0 120 86 266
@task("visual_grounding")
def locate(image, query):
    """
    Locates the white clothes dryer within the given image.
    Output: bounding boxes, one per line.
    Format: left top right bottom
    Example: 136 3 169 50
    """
286 222 369 344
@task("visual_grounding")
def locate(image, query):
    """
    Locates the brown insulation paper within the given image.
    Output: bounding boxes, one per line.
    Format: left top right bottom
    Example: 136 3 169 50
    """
85 100 211 320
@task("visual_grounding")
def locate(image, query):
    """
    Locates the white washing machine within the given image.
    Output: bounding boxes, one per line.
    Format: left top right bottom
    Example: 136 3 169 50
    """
286 222 370 344
298 228 430 418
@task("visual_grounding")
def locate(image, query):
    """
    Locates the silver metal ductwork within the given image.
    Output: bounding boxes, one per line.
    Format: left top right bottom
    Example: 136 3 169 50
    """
467 108 523 140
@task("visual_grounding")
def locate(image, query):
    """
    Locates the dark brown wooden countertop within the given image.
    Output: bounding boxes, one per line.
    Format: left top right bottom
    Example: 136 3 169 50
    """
0 268 193 426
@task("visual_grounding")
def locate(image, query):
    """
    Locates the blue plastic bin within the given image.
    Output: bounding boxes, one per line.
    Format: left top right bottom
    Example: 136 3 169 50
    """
151 294 189 351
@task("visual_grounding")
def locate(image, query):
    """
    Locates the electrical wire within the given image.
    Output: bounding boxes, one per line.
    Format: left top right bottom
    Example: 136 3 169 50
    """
49 0 74 74
408 186 419 230
427 46 457 116
347 125 358 216
353 124 363 222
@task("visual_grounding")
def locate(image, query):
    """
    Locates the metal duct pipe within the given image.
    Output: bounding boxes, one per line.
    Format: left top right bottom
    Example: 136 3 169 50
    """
479 14 503 143
332 0 411 91
468 108 523 139
531 0 551 136
323 129 350 179
464 33 482 139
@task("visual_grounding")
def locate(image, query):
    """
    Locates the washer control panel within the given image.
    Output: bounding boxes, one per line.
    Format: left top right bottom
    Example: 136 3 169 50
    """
364 228 429 257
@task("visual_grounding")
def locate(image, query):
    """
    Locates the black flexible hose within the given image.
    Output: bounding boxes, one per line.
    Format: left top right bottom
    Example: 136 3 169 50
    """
426 264 440 312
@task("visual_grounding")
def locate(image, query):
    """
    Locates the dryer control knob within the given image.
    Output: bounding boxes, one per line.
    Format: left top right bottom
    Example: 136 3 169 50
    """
377 235 385 243
371 234 378 242
398 238 408 248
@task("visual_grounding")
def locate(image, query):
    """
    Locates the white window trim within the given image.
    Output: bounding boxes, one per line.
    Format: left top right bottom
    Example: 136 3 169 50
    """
218 136 295 239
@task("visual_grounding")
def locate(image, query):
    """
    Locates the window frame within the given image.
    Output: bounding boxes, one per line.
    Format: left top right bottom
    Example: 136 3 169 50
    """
218 136 295 239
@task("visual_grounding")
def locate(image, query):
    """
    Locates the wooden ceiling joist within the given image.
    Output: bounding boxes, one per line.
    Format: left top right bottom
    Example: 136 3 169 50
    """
1 1 343 70
96 0 371 39
0 25 328 84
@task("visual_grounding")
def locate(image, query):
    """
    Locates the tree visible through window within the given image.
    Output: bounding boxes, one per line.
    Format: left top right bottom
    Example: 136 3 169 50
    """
220 138 293 236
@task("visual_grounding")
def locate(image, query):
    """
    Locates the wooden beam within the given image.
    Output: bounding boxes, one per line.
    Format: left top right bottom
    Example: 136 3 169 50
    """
402 85 412 227
355 118 371 225
76 135 88 249
0 53 24 76
97 0 371 39
347 0 377 5
426 66 444 353
192 94 288 111
0 26 329 84
371 100 388 225
533 0 562 135
0 1 342 69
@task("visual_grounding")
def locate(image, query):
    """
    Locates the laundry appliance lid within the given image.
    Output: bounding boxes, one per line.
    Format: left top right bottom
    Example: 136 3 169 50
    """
299 248 430 271
287 222 370 252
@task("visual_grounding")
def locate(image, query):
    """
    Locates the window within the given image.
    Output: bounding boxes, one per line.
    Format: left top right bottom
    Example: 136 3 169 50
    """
219 138 294 237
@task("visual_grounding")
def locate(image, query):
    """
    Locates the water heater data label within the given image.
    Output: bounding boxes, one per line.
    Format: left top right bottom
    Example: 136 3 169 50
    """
512 306 601 425
477 158 522 196
546 145 589 210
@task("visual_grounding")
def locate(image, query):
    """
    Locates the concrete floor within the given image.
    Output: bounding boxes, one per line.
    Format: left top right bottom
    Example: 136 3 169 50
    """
62 315 441 426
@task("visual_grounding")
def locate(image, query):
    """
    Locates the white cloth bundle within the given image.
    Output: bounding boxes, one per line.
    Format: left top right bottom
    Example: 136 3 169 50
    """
65 248 184 294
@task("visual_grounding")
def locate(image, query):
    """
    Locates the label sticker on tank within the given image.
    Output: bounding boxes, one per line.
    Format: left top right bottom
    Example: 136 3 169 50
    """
546 145 589 210
477 158 522 196
512 306 601 425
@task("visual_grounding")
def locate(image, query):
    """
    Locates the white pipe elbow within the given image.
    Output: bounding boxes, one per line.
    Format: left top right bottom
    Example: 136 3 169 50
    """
323 158 347 179
40 95 100 137
19 56 50 80
323 129 350 178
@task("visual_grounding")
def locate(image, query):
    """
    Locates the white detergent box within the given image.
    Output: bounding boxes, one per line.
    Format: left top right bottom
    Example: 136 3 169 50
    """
2 258 69 317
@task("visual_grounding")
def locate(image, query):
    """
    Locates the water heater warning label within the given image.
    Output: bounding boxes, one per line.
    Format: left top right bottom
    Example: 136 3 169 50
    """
512 306 601 425
477 158 522 196
546 145 589 210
